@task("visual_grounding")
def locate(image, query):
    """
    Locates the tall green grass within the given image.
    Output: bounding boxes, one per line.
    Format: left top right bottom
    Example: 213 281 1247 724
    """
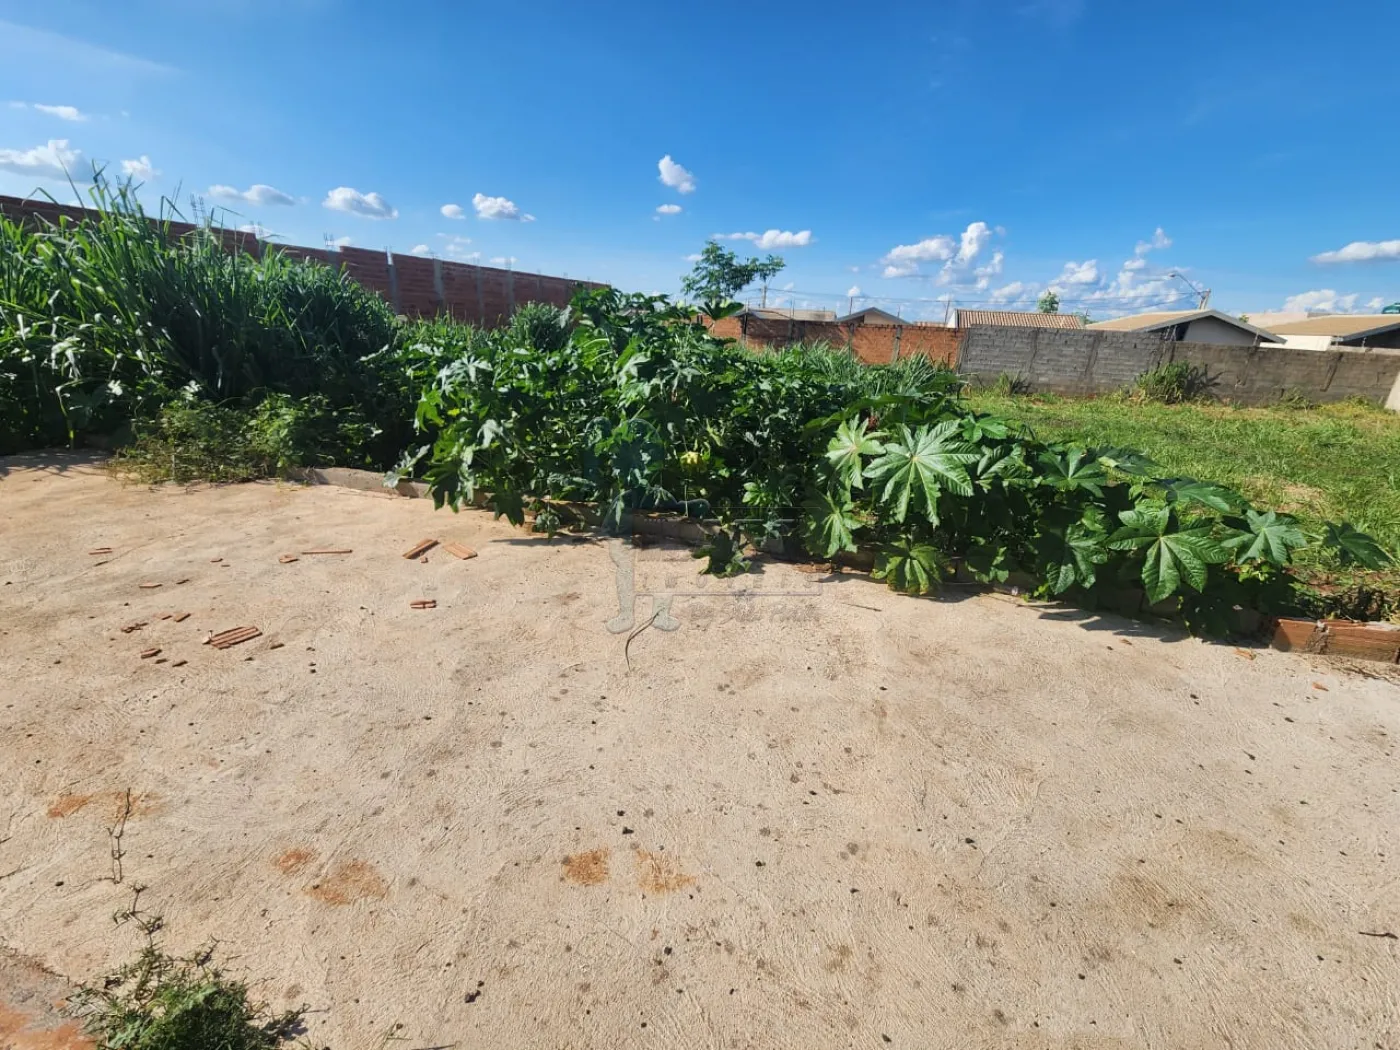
0 179 410 460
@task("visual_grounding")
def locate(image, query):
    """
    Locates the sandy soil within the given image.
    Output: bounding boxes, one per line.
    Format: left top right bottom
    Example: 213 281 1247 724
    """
1 454 1398 1050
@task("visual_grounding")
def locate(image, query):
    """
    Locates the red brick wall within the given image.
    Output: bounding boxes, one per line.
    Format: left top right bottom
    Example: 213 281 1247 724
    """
0 193 604 327
710 315 964 368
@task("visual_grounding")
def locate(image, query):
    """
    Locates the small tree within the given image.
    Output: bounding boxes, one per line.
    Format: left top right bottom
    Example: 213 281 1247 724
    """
1037 290 1060 314
681 241 785 305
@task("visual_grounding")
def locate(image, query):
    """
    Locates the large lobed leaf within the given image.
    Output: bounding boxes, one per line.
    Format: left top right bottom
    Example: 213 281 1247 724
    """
864 420 977 524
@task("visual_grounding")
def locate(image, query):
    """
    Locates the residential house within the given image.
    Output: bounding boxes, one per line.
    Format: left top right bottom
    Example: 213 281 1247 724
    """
836 306 906 325
735 306 838 322
1262 315 1400 351
1088 309 1279 347
951 309 1084 330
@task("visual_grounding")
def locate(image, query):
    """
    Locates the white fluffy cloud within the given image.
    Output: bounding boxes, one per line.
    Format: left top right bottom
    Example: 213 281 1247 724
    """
881 222 996 285
440 203 466 220
120 155 159 180
210 183 295 206
658 154 696 194
410 244 431 256
0 138 80 178
435 233 477 260
847 285 862 297
882 235 955 278
32 103 88 122
490 255 518 267
1281 289 1362 313
720 229 813 250
323 187 398 220
1311 239 1400 264
655 203 682 215
683 252 702 262
1134 227 1172 256
1052 259 1100 287
236 222 277 239
330 235 353 248
472 192 533 221
989 281 1036 304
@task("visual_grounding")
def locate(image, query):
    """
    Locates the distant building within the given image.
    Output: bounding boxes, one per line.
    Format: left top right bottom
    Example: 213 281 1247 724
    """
952 309 1084 330
836 306 905 325
1263 315 1400 351
735 306 838 322
1089 309 1278 347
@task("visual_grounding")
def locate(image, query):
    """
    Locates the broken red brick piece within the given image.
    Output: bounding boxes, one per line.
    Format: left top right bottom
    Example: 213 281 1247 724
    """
269 641 285 650
175 578 190 585
301 548 353 555
158 613 173 620
171 659 188 668
410 599 437 610
88 547 113 556
139 582 163 590
1233 648 1257 661
140 647 161 659
442 542 478 560
210 557 223 563
278 554 299 564
172 612 191 623
120 621 148 634
403 538 439 560
1312 682 1329 691
206 626 262 650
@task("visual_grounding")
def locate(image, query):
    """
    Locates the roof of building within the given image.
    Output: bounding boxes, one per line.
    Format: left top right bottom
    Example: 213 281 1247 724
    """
1265 315 1400 339
738 307 838 322
836 306 905 324
1088 308 1279 341
955 310 1084 329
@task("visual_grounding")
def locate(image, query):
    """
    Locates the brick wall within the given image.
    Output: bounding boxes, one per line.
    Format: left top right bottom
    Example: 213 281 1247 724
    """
0 193 603 327
710 315 963 367
959 325 1400 407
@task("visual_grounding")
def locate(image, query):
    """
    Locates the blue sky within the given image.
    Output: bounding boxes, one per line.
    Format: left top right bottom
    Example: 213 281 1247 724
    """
2 0 1398 320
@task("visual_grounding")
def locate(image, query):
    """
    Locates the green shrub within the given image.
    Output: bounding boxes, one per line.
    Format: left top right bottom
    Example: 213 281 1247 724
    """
1133 362 1213 404
110 394 377 484
405 288 1392 636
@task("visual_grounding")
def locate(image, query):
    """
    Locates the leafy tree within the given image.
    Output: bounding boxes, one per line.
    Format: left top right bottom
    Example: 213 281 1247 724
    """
680 241 785 305
1037 290 1060 314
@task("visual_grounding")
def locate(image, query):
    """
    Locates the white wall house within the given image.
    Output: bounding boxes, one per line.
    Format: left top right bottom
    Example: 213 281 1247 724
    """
1088 309 1279 346
1262 315 1400 351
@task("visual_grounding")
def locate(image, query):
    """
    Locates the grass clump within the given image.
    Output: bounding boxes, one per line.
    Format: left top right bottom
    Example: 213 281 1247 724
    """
72 897 306 1050
1132 361 1213 404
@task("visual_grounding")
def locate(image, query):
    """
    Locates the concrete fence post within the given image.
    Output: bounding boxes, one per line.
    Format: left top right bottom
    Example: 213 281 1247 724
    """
386 251 402 314
432 258 445 315
892 325 903 363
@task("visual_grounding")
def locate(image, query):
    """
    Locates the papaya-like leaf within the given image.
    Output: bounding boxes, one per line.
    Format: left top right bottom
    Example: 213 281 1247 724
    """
1223 508 1306 565
1108 503 1229 603
864 420 977 524
824 416 884 492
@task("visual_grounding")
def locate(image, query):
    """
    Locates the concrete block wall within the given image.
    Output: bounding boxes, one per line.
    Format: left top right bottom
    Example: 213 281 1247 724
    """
0 193 603 327
959 325 1400 407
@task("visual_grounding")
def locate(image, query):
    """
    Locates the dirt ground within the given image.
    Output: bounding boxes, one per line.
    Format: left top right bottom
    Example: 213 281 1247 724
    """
1 454 1398 1050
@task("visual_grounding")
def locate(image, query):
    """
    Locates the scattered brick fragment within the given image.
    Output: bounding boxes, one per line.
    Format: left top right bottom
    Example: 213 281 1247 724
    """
172 612 191 623
301 548 353 555
206 626 262 650
139 582 162 590
443 542 478 560
278 554 299 564
410 599 437 610
120 621 148 634
88 547 113 555
403 538 438 559
140 648 161 659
